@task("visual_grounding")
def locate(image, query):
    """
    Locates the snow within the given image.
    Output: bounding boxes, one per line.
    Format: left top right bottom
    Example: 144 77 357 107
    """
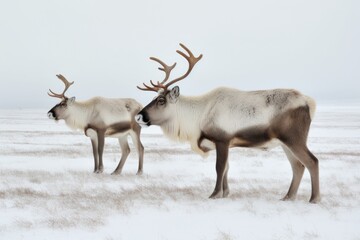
0 106 359 240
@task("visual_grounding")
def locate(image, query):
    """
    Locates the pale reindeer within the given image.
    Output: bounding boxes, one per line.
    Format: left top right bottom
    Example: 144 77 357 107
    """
47 74 144 174
135 44 320 203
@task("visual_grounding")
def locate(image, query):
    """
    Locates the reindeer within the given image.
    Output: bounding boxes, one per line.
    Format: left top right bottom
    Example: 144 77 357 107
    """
47 74 144 174
135 44 320 203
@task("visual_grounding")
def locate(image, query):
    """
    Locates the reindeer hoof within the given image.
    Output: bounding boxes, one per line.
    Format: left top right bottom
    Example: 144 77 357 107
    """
136 170 143 176
209 190 223 199
111 170 121 175
94 169 104 174
281 195 298 201
309 195 321 204
280 195 294 201
223 189 230 198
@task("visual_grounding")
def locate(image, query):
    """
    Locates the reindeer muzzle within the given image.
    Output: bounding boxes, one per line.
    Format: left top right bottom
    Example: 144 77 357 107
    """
47 111 57 120
135 113 150 127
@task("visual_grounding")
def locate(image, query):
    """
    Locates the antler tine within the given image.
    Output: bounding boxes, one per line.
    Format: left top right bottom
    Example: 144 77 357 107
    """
47 90 63 98
149 57 177 85
137 44 202 93
149 80 165 89
56 74 74 94
164 43 203 88
136 83 160 92
48 74 75 99
48 89 63 98
137 57 177 93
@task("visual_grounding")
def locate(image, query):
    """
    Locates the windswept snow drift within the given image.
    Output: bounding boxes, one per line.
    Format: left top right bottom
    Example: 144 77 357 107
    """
0 106 359 240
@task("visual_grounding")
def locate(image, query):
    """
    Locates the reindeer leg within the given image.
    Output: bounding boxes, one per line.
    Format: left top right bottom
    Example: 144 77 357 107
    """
90 139 99 173
274 105 320 203
97 130 105 173
285 144 320 203
281 145 305 201
130 126 144 175
210 141 229 199
112 136 130 175
222 161 230 197
86 128 99 173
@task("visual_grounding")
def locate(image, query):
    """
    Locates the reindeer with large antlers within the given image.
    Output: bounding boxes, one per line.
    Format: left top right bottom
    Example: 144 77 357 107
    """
136 43 320 203
48 74 144 174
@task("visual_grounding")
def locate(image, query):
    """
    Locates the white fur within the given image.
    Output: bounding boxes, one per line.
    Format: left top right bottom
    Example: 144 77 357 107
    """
157 87 316 156
62 97 141 133
50 95 144 174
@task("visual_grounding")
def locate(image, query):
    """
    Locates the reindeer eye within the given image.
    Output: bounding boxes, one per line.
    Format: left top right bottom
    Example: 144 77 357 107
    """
158 98 166 105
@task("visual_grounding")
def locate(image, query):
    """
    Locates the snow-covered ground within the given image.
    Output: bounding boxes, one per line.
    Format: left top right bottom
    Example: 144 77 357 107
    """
0 106 359 240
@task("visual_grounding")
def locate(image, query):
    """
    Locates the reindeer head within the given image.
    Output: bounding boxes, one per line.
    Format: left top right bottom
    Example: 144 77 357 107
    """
47 74 75 121
136 43 202 126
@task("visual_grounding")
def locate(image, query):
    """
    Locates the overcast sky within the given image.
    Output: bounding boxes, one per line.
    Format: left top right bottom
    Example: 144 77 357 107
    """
0 0 359 109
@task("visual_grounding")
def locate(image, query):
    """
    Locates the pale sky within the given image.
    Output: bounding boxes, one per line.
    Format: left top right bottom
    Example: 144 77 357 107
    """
0 0 359 109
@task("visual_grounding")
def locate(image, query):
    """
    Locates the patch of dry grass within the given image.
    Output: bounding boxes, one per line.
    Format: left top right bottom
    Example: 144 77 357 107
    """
0 169 213 230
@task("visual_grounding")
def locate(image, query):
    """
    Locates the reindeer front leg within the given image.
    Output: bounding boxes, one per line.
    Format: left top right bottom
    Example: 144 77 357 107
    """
210 141 230 199
97 130 105 173
130 126 144 175
85 128 100 173
90 139 99 173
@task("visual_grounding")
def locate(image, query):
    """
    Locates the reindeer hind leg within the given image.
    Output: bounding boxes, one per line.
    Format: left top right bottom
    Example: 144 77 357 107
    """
112 136 130 175
274 106 320 203
281 144 305 201
279 133 319 203
287 145 320 203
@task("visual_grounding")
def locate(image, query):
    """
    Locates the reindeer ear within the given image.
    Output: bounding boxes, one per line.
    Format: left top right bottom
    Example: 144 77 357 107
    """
67 97 76 105
169 86 180 103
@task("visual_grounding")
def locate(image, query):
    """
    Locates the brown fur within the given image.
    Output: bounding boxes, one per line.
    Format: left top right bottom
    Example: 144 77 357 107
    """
49 97 144 175
197 106 320 202
136 85 319 203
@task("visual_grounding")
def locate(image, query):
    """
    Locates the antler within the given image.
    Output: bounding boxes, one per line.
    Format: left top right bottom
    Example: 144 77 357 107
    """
164 43 202 89
137 57 176 92
137 43 202 93
150 57 177 85
48 74 74 99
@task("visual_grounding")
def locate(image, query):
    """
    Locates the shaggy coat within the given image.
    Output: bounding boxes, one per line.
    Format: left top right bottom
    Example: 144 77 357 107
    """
48 97 144 174
136 86 320 203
